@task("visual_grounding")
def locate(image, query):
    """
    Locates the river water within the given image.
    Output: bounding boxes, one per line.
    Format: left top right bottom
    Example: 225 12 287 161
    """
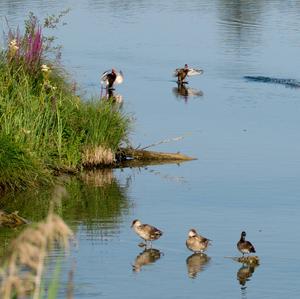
1 1 300 298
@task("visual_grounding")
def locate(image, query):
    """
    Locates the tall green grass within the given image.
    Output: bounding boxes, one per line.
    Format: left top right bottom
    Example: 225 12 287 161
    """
0 134 51 192
0 16 131 192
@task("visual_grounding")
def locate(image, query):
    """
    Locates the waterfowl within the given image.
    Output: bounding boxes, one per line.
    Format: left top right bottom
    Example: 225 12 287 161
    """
174 64 203 85
237 231 256 256
186 229 211 254
131 219 163 247
100 68 124 89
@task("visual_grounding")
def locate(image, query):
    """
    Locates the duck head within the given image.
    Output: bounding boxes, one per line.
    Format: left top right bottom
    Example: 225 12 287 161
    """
131 219 141 228
188 229 197 237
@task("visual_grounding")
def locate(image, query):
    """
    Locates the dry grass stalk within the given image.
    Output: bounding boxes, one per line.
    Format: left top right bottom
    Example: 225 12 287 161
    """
82 145 115 166
0 213 73 299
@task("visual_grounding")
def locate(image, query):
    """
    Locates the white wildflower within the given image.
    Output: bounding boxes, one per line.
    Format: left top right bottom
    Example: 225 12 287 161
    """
9 39 19 51
41 64 50 73
9 39 17 46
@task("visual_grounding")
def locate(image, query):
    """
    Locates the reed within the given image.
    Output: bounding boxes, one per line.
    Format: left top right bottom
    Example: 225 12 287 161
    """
0 212 73 299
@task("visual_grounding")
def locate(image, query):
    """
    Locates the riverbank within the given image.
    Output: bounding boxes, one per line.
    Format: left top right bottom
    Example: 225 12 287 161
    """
0 16 131 193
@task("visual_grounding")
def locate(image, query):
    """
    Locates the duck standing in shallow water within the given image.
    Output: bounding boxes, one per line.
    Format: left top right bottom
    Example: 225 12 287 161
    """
100 68 124 89
174 64 203 85
186 228 211 254
131 219 163 248
237 231 256 256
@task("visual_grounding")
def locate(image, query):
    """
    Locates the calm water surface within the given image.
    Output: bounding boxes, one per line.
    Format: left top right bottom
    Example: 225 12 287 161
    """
1 1 300 298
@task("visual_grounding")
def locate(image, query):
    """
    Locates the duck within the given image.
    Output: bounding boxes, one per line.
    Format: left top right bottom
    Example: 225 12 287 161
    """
131 219 163 247
186 228 211 254
237 231 256 256
174 64 203 85
100 68 124 89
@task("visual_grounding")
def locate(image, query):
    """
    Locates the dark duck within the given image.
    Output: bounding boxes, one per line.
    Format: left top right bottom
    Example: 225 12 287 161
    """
237 231 256 256
100 68 124 89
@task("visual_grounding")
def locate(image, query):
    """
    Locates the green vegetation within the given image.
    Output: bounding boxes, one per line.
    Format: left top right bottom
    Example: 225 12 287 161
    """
0 14 131 192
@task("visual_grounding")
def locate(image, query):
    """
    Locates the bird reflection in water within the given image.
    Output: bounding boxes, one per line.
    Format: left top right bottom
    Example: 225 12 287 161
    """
237 263 258 287
172 83 203 103
132 248 162 272
102 88 123 105
186 253 211 278
237 263 258 299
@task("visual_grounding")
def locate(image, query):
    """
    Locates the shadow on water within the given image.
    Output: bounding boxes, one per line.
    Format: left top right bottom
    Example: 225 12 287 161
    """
132 248 163 272
172 84 203 103
244 76 300 88
0 169 131 254
186 253 211 279
237 263 259 299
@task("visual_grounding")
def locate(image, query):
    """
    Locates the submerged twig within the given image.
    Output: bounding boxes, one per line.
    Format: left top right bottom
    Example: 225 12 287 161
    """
140 135 187 150
66 260 75 299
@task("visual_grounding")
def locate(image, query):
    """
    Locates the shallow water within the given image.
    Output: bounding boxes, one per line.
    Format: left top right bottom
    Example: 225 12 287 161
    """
1 1 300 298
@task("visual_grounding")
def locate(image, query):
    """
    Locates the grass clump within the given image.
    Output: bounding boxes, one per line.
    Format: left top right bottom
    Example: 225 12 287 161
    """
0 14 131 191
0 135 51 193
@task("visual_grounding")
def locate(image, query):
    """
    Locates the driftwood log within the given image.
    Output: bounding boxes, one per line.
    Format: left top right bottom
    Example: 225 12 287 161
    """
116 147 197 167
56 147 196 173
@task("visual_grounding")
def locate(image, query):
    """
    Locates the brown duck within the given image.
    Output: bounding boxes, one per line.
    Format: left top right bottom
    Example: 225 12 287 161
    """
174 64 203 85
237 231 256 256
131 219 163 247
186 228 211 253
